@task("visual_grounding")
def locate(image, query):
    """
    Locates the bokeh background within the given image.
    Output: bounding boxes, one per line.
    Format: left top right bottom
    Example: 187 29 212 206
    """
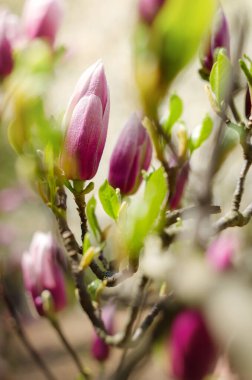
1 0 252 379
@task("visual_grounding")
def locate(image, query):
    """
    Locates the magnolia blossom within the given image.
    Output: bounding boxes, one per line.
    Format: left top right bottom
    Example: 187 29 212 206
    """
201 9 230 74
207 233 236 272
91 305 115 362
22 0 63 45
60 60 110 180
170 310 217 380
108 113 152 195
22 232 67 316
138 0 165 24
170 162 189 209
0 10 17 78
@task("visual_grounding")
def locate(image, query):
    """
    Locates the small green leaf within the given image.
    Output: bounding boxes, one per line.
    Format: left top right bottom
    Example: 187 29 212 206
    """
87 279 103 301
189 115 213 152
86 196 102 241
239 58 252 87
99 180 121 220
123 167 167 257
210 49 232 107
82 233 91 255
215 128 239 172
163 94 183 133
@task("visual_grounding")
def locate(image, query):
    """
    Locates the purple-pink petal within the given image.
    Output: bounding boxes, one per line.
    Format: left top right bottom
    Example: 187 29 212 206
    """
170 310 217 380
23 0 63 45
108 113 152 195
138 0 165 24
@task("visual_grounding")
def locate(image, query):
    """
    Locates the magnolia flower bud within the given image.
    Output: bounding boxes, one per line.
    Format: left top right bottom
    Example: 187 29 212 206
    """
0 11 15 78
91 305 114 362
170 310 217 380
138 0 165 25
22 232 67 316
22 0 63 45
170 162 189 210
60 60 110 180
108 113 152 195
207 233 236 272
200 9 230 75
245 86 251 120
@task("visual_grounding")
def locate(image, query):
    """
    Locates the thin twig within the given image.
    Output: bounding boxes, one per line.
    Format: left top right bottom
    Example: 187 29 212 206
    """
166 204 221 226
232 158 252 212
2 287 57 380
49 317 90 379
73 190 87 243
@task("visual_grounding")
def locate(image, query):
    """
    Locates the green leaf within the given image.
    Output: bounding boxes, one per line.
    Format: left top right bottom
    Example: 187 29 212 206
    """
123 167 167 257
86 196 102 241
210 49 232 107
99 180 121 220
87 279 103 301
154 0 216 83
239 58 252 87
189 115 213 152
163 94 183 133
82 233 91 255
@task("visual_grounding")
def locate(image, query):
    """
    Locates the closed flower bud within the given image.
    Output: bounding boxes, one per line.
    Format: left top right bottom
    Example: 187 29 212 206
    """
108 113 152 195
207 233 236 272
138 0 165 25
245 86 251 120
170 310 217 380
22 0 63 45
200 9 230 75
0 11 15 78
22 232 67 316
91 305 115 362
170 162 189 210
60 60 110 180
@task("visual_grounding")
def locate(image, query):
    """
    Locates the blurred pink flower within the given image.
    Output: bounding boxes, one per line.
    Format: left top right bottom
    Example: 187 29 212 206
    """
0 9 17 78
22 0 63 45
22 232 67 316
170 162 189 209
0 186 31 213
207 233 237 272
138 0 165 24
91 305 115 362
170 310 217 380
60 60 110 180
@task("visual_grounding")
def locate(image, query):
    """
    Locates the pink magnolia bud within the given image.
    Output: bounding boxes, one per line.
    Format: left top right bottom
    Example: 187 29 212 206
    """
170 162 189 210
0 10 15 78
138 0 165 25
245 86 251 120
60 60 110 180
201 9 230 75
22 232 67 316
22 0 63 45
108 113 152 195
207 233 236 272
170 310 217 380
91 305 115 362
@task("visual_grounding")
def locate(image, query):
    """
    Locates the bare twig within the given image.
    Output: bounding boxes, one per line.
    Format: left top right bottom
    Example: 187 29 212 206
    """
166 204 221 226
48 317 90 379
2 286 57 380
232 158 252 212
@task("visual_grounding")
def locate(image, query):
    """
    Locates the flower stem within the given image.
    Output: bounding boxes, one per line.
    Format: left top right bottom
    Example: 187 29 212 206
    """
73 181 87 243
49 316 90 379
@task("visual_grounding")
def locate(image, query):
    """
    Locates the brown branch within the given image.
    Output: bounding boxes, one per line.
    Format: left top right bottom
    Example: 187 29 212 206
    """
48 317 90 379
232 158 252 212
166 204 221 226
214 202 252 232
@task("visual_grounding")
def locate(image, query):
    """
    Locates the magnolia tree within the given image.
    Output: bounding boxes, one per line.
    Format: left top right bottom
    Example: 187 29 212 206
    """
1 0 252 379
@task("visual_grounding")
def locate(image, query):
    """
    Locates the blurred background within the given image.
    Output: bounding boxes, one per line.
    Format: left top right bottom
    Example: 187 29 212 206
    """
1 0 252 379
